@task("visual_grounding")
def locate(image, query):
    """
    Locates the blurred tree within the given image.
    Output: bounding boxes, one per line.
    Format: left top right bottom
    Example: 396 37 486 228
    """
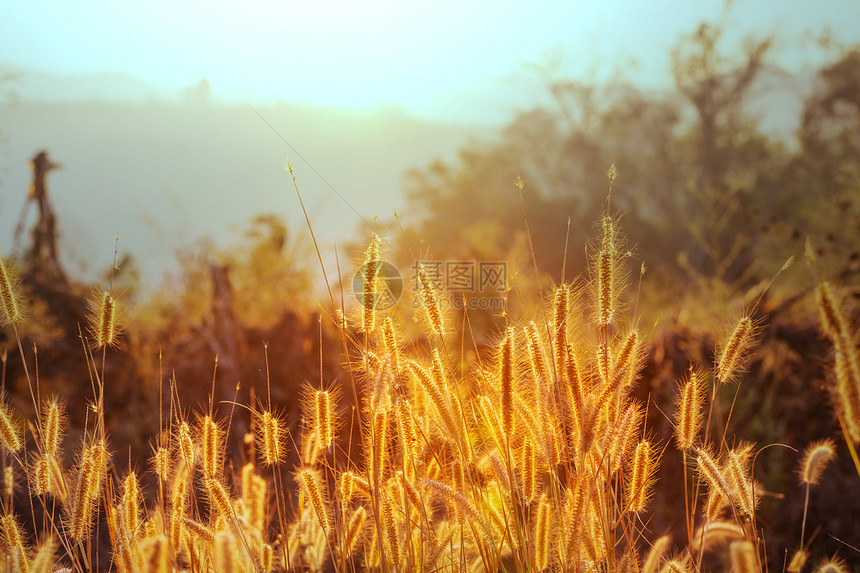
670 23 783 286
780 48 860 281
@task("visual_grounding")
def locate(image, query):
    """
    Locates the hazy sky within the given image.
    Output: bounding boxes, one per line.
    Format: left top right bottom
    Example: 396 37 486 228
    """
3 0 859 117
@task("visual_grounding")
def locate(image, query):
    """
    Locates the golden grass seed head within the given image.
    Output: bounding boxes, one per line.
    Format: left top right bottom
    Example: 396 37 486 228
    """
787 549 809 573
31 537 55 572
382 316 400 373
692 521 744 550
535 494 552 570
816 557 848 573
170 474 188 547
725 447 758 518
140 535 168 573
153 447 169 482
597 341 612 386
660 559 689 573
43 399 63 457
615 329 639 375
298 467 329 535
93 290 118 349
206 478 234 519
628 440 654 512
597 249 615 327
395 396 417 464
501 326 514 436
730 540 760 573
361 233 381 333
344 506 367 558
800 438 837 485
85 440 108 503
123 472 140 535
381 489 401 567
816 283 848 346
717 315 755 384
260 543 274 572
0 401 22 453
249 475 267 532
33 454 51 496
3 465 12 498
696 448 728 493
257 409 285 465
408 360 458 441
525 321 551 387
371 409 388 486
315 391 333 449
704 486 728 521
643 535 671 573
182 517 215 544
675 369 704 451
200 415 221 478
417 263 445 337
833 350 860 443
341 470 370 499
0 256 23 326
69 447 96 540
520 439 536 503
214 530 238 573
178 421 195 467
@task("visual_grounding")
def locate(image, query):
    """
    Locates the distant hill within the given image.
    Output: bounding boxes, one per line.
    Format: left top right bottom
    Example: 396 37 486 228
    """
0 97 493 289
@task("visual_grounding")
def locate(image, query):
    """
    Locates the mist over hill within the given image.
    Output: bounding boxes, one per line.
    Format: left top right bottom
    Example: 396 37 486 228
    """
0 94 492 289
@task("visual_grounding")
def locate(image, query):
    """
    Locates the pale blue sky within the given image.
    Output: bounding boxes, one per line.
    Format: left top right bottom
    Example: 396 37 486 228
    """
3 0 859 117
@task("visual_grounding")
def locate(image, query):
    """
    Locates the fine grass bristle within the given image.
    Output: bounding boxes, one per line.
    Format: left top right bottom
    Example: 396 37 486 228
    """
799 439 837 485
0 256 22 326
